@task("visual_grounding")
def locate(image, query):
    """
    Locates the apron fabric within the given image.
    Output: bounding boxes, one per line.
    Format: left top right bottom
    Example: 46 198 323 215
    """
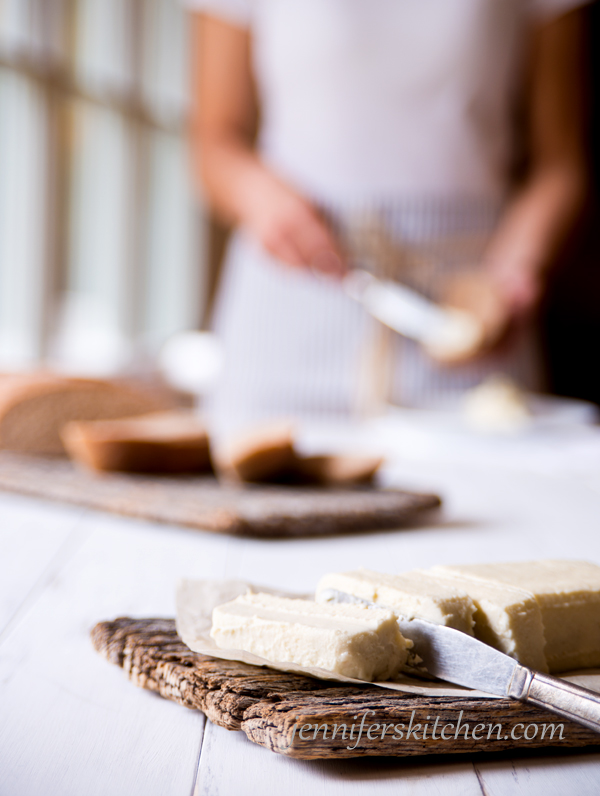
208 199 541 433
183 0 587 430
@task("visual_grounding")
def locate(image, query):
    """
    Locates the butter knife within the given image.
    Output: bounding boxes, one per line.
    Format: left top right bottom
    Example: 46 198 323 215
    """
343 269 483 359
397 616 600 735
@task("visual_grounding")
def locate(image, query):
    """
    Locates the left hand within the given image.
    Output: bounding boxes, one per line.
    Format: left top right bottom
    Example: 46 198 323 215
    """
437 269 521 363
485 259 543 319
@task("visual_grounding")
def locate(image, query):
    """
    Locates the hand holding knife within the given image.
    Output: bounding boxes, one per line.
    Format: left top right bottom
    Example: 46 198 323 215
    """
343 269 486 363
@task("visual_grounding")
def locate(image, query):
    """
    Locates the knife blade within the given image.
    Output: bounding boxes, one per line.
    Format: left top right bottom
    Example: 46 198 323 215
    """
397 616 600 735
343 269 483 360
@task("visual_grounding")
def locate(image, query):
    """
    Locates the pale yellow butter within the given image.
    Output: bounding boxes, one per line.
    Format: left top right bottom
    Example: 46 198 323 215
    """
316 568 476 635
210 592 408 682
440 560 600 672
430 565 548 672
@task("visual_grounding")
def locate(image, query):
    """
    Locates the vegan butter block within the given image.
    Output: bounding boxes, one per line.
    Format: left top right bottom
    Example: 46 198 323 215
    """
316 568 476 635
439 560 600 672
430 565 548 672
210 592 409 681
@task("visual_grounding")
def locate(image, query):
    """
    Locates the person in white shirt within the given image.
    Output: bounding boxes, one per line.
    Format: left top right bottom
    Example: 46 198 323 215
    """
185 0 589 428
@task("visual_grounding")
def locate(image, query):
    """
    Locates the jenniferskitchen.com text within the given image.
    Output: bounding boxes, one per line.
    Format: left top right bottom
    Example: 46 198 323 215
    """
285 710 565 750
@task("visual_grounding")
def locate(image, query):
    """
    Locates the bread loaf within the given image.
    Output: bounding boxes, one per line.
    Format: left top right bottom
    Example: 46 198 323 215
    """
0 373 165 456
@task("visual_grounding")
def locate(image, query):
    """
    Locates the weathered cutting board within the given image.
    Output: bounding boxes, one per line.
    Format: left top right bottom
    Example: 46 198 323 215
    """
0 452 439 537
91 618 600 760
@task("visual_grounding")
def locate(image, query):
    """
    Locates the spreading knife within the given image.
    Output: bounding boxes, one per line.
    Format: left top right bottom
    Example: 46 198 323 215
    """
343 268 483 360
397 615 600 735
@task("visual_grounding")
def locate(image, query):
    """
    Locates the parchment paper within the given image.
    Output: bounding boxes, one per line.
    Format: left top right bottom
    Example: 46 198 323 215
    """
176 579 600 699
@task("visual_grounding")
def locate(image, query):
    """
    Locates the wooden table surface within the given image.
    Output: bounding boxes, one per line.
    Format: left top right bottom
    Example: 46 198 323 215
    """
2 416 600 796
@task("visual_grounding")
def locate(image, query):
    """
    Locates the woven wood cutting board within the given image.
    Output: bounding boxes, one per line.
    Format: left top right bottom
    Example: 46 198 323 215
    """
91 618 600 760
0 452 440 537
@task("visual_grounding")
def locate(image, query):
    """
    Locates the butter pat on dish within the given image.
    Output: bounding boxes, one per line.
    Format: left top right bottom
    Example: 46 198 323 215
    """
210 592 409 681
316 568 476 635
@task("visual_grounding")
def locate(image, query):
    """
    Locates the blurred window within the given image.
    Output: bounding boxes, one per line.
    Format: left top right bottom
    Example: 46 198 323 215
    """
0 0 205 375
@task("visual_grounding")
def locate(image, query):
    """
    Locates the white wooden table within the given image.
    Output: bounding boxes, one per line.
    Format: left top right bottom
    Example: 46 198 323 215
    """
2 415 600 796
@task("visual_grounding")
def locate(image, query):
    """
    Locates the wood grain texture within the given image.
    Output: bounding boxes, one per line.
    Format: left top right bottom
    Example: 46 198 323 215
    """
0 452 440 537
92 617 600 760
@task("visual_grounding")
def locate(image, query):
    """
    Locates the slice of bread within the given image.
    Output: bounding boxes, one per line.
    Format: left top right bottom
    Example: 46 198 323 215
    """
292 454 383 486
0 373 165 456
62 410 211 473
213 420 383 486
213 422 296 483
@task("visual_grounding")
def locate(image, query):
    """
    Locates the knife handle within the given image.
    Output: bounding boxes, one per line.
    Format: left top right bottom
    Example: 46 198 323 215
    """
509 666 600 734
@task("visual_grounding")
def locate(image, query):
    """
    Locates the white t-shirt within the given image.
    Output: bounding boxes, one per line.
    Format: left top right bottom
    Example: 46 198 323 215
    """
185 0 590 206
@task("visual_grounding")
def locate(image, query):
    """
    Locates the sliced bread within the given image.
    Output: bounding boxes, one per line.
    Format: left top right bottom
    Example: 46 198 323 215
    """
293 454 383 486
213 420 383 486
0 373 165 456
213 421 296 483
62 410 211 473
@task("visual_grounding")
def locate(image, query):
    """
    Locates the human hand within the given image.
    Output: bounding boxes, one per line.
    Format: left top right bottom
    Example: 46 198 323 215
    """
432 270 515 364
485 259 543 319
237 167 346 277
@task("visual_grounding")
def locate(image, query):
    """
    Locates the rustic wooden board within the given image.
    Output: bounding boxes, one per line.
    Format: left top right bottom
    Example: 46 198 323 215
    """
91 617 600 760
0 452 440 537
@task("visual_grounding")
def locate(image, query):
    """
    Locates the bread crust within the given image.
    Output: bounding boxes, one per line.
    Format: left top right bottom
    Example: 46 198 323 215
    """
0 373 165 455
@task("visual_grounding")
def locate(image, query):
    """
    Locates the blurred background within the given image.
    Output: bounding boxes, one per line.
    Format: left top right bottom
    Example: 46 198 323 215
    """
0 0 204 379
0 0 598 405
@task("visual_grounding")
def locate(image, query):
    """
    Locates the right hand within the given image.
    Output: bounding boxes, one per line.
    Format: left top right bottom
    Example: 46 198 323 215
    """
237 167 346 277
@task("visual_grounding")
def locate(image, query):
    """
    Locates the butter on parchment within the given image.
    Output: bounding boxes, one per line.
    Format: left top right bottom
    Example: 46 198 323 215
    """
210 592 409 682
438 560 600 672
316 568 476 635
